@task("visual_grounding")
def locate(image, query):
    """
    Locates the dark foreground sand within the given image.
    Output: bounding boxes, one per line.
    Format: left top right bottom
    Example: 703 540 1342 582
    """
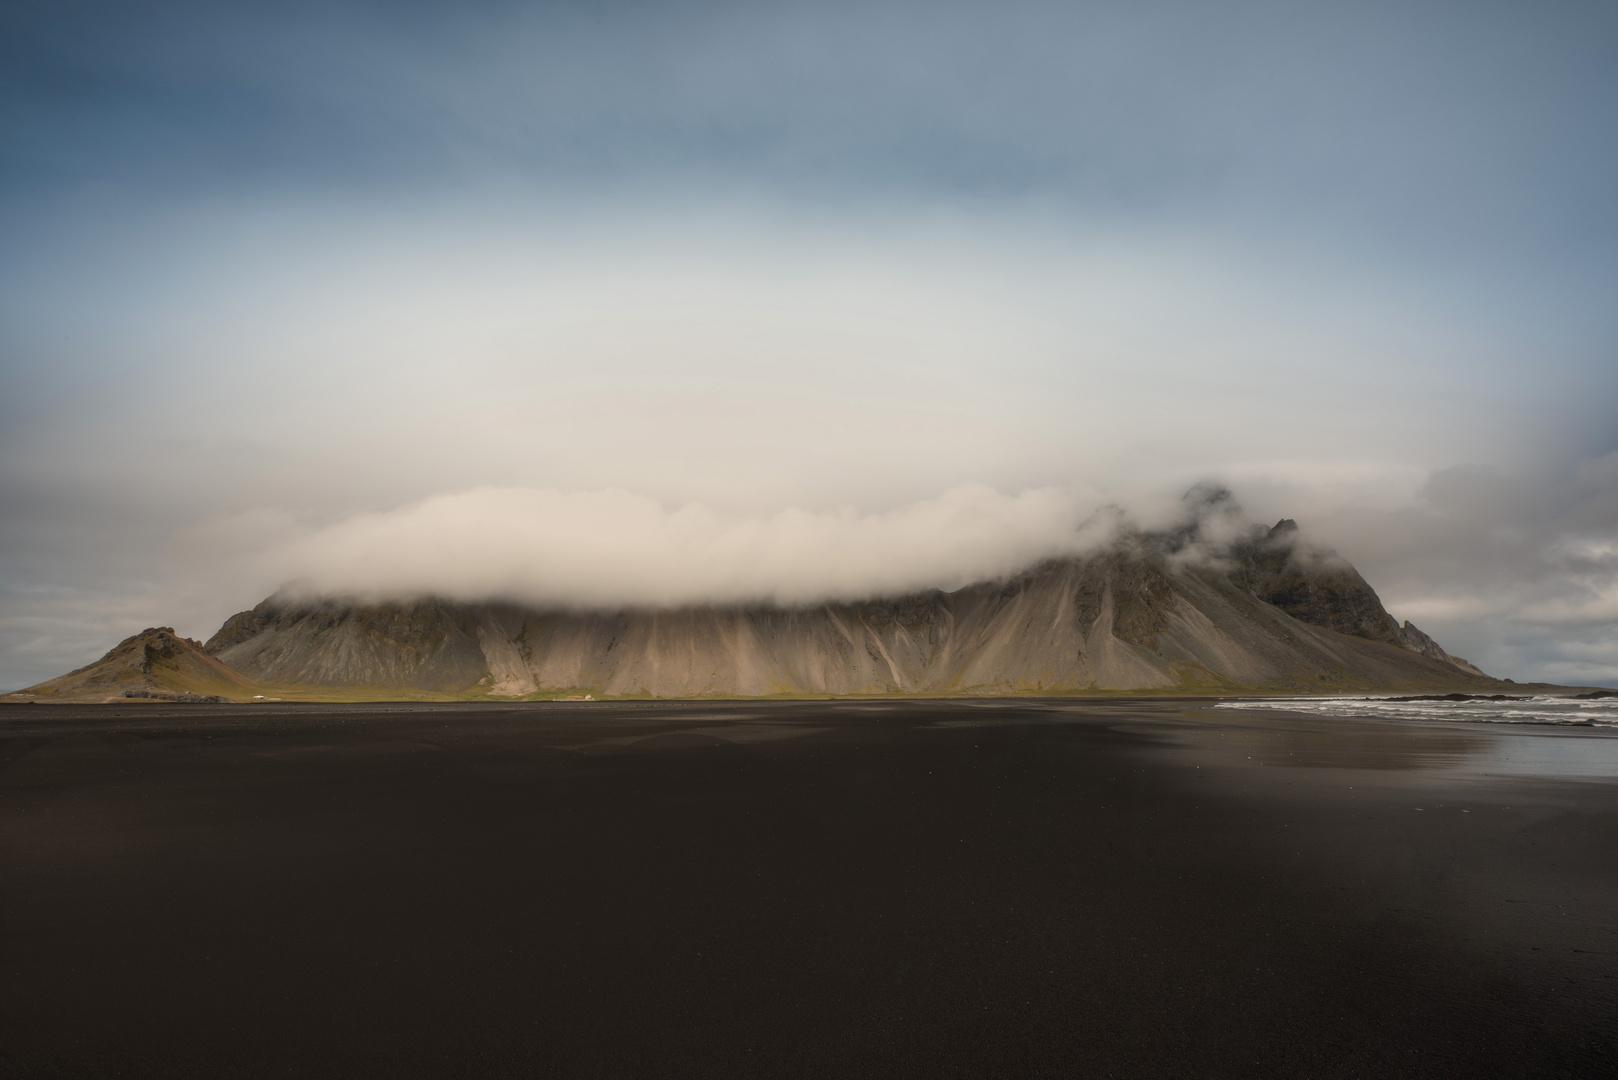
1 699 1615 1079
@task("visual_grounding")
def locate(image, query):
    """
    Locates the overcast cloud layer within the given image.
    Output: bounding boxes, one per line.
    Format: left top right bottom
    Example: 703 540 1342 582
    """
2 0 1615 687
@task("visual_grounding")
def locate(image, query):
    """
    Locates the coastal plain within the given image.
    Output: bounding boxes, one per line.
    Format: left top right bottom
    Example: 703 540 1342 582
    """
2 699 1615 1078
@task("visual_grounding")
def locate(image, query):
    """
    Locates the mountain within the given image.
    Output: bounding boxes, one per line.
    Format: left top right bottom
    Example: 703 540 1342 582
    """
197 511 1497 698
14 627 257 703
1224 517 1486 677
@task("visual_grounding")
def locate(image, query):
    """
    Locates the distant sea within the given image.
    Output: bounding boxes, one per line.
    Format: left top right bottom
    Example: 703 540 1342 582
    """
1219 693 1618 728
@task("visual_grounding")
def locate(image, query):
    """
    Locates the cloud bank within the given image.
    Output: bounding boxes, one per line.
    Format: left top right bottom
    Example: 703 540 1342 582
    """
263 485 1108 609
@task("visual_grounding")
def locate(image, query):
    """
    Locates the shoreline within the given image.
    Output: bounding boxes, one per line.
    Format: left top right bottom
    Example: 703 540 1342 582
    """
3 681 1609 707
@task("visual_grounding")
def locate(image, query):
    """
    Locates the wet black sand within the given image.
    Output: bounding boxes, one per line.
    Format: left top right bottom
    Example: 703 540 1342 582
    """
2 699 1615 1079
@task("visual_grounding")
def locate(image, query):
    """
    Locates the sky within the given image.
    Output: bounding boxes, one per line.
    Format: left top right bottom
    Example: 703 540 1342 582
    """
2 0 1616 688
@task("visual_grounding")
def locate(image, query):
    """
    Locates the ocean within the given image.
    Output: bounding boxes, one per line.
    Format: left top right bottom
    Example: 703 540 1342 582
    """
1218 692 1618 727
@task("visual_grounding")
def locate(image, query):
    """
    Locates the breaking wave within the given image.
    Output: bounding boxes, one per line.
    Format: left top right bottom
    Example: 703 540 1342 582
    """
1217 694 1618 727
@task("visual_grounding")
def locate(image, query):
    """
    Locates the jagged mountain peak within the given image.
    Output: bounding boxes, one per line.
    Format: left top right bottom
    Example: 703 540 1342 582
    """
1180 481 1239 513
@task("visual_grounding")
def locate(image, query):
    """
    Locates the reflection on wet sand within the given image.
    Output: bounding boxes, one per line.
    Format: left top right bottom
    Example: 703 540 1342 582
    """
1168 712 1495 770
1177 706 1618 778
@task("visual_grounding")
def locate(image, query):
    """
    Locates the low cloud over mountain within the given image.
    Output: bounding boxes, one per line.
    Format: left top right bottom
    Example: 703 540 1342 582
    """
260 484 1109 610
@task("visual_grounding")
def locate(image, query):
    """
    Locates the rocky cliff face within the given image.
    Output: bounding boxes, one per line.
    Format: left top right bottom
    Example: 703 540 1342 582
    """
1228 519 1404 642
1396 619 1487 677
204 513 1496 696
1224 517 1486 673
209 598 488 692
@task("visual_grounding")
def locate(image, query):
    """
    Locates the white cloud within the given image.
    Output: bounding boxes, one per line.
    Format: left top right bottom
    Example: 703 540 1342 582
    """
261 484 1106 609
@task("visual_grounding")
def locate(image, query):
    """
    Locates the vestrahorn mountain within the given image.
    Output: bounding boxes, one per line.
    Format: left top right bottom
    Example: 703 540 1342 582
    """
208 509 1489 698
11 501 1499 702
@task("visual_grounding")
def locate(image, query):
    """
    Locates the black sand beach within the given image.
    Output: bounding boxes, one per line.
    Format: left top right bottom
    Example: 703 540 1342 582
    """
2 699 1615 1078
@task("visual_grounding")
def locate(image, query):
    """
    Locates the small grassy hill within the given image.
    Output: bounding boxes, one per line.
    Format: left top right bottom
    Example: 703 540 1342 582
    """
14 628 259 703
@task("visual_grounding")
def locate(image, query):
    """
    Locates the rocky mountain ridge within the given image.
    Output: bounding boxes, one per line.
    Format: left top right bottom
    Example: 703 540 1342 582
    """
200 515 1491 697
12 502 1497 702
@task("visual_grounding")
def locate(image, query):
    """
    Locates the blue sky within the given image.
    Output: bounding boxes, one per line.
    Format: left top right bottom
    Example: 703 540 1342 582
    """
2 0 1616 686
